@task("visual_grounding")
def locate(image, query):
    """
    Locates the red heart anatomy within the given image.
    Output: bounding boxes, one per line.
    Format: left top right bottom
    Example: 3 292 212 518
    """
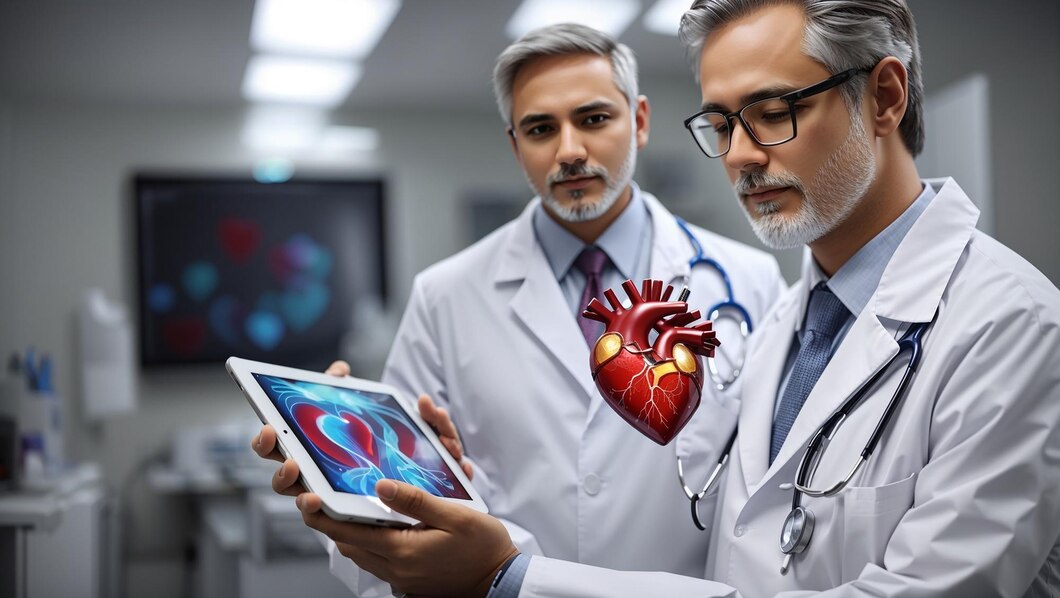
584 279 719 445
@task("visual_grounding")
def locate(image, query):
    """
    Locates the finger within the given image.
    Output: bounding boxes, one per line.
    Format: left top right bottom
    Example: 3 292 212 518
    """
461 460 474 480
334 541 392 578
253 425 285 463
418 395 459 439
418 396 463 456
326 360 351 377
300 502 403 556
376 480 463 530
440 437 464 463
272 459 306 496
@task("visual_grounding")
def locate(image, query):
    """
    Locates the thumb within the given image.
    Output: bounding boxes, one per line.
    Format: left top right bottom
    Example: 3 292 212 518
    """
376 479 455 528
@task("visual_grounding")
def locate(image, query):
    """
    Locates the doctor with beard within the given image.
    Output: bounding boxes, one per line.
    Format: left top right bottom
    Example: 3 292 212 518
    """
266 2 1060 597
253 23 785 597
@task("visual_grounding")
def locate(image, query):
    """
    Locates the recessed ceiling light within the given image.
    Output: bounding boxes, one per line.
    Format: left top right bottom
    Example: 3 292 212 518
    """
643 0 688 36
242 106 327 153
506 0 640 40
242 55 362 107
251 0 402 59
320 126 380 153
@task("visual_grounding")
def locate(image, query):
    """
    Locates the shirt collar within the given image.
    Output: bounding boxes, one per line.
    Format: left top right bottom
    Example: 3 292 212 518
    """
814 181 937 317
533 182 648 280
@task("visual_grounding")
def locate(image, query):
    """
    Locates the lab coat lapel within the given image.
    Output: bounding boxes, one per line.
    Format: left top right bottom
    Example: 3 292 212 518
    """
498 201 598 404
584 194 689 424
758 178 980 488
763 309 899 482
736 290 799 491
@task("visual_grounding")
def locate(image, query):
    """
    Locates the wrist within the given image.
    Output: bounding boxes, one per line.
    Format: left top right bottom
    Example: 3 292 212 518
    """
473 547 520 598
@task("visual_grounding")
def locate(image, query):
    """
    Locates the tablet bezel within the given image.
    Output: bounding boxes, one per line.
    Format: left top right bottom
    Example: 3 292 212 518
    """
226 356 488 527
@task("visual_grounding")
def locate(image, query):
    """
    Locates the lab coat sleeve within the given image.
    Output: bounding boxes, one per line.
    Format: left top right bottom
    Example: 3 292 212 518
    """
325 276 544 597
777 293 1060 596
518 556 739 598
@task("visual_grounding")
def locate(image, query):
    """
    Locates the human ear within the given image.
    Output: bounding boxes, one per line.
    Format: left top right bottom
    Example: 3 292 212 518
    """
506 126 521 160
867 57 908 139
634 95 651 149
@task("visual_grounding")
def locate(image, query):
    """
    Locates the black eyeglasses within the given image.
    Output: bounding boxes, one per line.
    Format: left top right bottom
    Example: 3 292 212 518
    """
683 68 870 158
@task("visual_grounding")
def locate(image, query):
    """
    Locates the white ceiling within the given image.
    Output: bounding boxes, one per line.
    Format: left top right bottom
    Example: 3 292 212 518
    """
0 0 695 112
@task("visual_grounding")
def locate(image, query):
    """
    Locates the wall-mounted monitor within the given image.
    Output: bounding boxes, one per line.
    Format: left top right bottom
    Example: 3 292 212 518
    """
134 176 386 369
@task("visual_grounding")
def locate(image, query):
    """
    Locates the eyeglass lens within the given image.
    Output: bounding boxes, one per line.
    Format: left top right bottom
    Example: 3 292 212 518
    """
690 98 796 157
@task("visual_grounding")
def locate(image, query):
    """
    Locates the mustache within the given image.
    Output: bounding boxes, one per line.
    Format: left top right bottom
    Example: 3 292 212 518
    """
734 169 803 196
548 163 609 186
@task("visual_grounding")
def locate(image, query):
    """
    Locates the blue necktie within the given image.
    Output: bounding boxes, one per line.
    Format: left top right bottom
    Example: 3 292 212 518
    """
770 283 850 463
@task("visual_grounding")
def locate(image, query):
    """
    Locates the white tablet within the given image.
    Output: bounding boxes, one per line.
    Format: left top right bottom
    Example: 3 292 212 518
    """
226 357 487 527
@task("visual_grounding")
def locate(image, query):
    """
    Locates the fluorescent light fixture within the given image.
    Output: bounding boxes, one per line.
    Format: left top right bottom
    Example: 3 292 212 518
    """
319 126 380 153
252 0 402 59
643 0 688 36
242 55 362 106
506 0 640 40
242 106 326 153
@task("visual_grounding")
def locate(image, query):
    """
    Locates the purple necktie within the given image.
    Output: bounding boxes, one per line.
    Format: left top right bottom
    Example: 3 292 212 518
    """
575 247 610 347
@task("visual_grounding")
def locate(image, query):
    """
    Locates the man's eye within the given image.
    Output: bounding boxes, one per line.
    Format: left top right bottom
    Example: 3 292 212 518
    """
526 124 552 136
711 123 730 136
761 111 793 123
584 114 609 125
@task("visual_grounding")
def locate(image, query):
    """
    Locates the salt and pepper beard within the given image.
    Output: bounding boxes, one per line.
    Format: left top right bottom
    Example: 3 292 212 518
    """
734 113 877 250
529 128 638 224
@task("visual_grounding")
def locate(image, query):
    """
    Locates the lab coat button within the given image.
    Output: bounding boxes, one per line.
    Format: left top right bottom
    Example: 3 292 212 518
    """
583 473 601 495
734 525 745 537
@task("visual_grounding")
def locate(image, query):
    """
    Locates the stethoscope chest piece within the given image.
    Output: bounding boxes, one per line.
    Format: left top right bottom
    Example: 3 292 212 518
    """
780 506 815 574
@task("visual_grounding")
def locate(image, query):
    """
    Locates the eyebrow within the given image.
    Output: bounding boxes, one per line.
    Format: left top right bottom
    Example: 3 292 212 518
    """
702 85 799 113
517 99 619 128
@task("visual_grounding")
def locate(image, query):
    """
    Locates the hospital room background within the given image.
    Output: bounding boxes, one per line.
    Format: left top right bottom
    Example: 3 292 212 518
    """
0 1 1056 597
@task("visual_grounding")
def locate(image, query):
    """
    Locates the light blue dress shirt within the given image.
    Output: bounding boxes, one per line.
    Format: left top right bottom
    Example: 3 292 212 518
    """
532 182 653 319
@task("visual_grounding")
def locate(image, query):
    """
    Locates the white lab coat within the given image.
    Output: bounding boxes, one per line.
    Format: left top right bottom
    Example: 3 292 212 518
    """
521 178 1060 597
325 191 786 596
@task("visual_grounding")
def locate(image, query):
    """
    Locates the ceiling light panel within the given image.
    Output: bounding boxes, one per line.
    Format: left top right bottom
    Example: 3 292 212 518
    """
320 126 380 153
506 0 640 40
242 55 362 106
252 0 402 59
242 106 327 153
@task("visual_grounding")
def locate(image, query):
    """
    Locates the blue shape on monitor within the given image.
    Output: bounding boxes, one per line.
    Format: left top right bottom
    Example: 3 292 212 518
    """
209 295 242 346
282 282 330 332
183 262 219 302
147 284 176 313
246 311 285 350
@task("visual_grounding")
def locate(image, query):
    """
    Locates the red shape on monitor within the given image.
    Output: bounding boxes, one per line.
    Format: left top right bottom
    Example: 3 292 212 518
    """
218 218 262 264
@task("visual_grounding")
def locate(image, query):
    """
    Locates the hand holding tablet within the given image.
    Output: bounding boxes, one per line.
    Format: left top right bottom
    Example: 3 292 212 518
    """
229 356 488 526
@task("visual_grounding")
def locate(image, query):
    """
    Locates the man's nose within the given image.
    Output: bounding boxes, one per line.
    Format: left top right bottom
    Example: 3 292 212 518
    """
724 118 768 173
556 123 588 166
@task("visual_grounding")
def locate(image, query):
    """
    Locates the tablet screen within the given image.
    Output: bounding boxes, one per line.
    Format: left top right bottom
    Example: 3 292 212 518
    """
252 373 472 500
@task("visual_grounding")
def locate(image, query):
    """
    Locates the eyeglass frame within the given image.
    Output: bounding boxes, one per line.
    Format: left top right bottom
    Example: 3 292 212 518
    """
683 67 872 158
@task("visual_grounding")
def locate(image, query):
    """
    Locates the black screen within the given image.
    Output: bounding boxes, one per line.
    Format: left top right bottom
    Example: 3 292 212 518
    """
135 176 386 369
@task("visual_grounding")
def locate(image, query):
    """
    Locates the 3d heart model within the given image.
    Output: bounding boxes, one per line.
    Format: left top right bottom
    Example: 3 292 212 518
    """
583 279 720 445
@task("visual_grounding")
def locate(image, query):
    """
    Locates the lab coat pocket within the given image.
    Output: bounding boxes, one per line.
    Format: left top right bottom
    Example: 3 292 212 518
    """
837 472 918 581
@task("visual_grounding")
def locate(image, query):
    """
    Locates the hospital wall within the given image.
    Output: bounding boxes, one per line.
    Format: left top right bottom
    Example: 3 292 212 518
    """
0 0 1057 595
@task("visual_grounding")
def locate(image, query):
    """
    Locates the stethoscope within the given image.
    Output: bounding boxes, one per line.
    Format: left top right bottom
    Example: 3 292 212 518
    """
673 216 753 391
676 313 933 575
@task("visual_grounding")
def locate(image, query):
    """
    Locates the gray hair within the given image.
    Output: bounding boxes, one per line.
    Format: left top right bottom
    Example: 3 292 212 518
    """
492 23 639 126
679 0 924 156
